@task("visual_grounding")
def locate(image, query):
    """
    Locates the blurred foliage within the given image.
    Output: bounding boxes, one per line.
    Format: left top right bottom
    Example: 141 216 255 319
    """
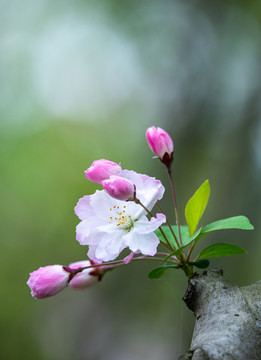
0 0 260 359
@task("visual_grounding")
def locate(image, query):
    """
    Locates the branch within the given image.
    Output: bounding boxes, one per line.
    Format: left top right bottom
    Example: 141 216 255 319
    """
179 269 261 360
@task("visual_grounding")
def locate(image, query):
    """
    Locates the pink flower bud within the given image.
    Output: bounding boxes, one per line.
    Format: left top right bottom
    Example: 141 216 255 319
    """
68 260 91 271
68 260 99 290
85 159 122 185
102 175 135 201
146 126 174 160
27 265 70 299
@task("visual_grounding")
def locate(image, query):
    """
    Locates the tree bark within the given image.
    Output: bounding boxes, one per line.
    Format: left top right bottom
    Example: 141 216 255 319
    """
178 269 261 360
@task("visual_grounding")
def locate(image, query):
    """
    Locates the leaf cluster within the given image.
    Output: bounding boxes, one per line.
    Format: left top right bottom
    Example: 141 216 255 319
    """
149 180 254 279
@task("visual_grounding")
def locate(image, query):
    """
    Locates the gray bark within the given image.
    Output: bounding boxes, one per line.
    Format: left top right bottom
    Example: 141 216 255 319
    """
178 269 261 360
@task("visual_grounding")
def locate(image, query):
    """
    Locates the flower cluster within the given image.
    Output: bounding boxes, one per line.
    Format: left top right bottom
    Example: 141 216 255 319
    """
27 126 172 299
27 125 253 298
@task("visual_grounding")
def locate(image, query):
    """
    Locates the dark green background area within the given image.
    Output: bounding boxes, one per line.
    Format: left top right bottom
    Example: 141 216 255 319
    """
0 0 260 359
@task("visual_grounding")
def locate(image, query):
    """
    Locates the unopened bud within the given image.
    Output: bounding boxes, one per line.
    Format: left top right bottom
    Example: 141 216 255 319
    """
102 175 135 201
146 126 174 166
68 260 100 289
27 265 70 299
85 159 121 185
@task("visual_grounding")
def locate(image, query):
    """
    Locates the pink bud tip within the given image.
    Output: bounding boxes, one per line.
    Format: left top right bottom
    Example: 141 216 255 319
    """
146 126 174 160
84 159 122 185
102 175 135 201
68 261 99 290
27 265 70 299
68 260 92 271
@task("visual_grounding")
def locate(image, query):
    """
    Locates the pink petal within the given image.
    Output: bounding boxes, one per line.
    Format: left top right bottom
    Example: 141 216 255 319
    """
69 260 91 271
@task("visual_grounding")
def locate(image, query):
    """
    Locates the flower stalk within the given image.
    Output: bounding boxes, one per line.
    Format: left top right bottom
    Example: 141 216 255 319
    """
166 167 183 247
132 191 174 252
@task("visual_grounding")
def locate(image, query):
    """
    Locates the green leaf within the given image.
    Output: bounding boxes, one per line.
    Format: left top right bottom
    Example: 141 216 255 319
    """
154 225 190 249
198 243 247 259
157 228 203 265
185 216 254 246
185 180 210 237
162 247 185 262
201 216 254 235
183 227 202 246
148 264 180 279
188 259 210 269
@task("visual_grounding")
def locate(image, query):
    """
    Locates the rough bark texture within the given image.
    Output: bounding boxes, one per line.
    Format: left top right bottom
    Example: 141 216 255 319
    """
178 269 261 360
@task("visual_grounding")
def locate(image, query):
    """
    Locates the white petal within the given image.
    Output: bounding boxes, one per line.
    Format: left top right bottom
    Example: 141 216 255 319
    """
87 246 102 264
124 201 142 218
133 213 166 234
121 170 165 211
94 233 126 261
87 233 109 261
124 231 159 256
97 223 117 233
106 234 127 257
74 195 95 220
90 190 123 221
76 216 104 245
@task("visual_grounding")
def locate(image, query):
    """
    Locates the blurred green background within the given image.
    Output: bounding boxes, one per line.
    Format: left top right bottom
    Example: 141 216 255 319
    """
1 0 260 359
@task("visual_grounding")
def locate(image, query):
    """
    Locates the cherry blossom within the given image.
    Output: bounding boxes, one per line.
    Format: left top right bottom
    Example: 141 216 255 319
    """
75 170 166 262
